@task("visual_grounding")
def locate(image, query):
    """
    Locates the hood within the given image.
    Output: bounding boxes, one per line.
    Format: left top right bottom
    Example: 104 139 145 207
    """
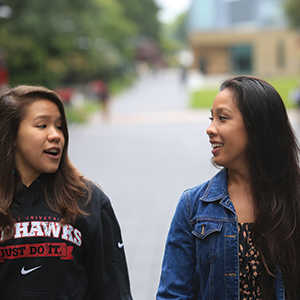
14 176 44 208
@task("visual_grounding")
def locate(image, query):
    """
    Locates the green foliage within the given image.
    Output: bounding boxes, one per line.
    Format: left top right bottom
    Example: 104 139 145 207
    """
119 0 160 41
1 0 97 85
0 0 160 87
160 12 189 67
283 0 300 29
166 13 188 44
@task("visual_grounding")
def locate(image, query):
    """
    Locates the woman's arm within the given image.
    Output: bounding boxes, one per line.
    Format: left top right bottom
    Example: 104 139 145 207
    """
83 188 132 300
157 191 197 300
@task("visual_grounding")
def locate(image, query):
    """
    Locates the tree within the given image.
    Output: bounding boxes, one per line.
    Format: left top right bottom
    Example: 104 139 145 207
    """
0 0 101 85
0 0 161 86
119 0 160 41
283 0 300 30
159 12 189 67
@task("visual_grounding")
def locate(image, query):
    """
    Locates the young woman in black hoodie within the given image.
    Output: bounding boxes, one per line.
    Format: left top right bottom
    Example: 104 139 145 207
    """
0 85 132 300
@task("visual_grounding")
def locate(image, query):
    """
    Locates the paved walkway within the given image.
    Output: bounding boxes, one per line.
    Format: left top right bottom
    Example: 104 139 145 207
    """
68 69 300 300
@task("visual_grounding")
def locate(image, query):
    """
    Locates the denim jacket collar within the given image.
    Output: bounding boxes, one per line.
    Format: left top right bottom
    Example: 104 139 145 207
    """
199 168 228 203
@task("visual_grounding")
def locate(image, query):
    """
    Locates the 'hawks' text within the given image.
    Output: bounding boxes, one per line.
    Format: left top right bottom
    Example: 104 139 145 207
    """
1 221 82 246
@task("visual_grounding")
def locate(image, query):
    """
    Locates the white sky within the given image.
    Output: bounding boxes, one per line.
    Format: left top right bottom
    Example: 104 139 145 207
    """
155 0 192 23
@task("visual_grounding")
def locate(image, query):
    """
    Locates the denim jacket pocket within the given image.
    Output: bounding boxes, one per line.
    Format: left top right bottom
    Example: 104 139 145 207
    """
192 221 222 265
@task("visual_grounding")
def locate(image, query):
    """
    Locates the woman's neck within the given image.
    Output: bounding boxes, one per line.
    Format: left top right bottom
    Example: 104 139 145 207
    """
227 168 255 223
227 167 250 187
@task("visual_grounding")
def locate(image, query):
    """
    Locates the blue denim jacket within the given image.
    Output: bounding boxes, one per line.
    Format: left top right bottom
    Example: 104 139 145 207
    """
157 169 285 300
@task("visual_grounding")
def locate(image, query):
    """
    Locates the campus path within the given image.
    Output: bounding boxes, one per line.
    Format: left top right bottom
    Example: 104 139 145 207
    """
68 69 300 300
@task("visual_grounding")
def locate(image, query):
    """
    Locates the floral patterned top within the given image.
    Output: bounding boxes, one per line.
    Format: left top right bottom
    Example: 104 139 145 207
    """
239 223 261 300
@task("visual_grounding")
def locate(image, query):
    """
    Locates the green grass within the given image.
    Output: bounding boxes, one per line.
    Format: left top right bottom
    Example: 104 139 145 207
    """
109 72 137 95
267 76 299 108
65 101 99 123
190 88 219 109
190 76 300 109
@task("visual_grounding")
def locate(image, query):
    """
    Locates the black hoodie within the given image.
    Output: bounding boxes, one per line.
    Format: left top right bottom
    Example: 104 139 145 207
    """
0 178 132 300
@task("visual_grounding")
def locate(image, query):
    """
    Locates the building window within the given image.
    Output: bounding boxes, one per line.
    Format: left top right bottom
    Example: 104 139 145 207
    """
277 40 285 69
230 45 253 74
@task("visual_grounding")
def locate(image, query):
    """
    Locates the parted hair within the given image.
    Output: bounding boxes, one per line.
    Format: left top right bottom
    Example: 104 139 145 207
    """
0 85 91 242
221 76 300 300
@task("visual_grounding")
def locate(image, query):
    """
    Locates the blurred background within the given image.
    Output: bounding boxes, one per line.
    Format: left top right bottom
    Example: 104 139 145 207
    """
0 0 191 117
1 0 300 112
2 1 300 299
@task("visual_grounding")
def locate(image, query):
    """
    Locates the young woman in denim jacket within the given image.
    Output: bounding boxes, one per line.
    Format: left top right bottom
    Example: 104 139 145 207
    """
157 76 300 300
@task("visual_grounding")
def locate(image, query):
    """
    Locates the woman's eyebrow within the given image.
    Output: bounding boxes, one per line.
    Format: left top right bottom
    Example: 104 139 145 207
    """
213 107 232 114
33 115 51 121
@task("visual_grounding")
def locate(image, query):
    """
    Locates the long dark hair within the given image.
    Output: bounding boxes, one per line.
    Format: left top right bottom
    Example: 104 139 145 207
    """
220 76 300 299
0 85 91 242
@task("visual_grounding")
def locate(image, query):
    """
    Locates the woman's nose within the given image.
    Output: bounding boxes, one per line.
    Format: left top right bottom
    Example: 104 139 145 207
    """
206 121 216 136
48 127 61 141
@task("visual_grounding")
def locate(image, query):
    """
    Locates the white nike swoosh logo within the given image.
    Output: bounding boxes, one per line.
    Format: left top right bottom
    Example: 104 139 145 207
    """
118 242 124 248
21 265 42 275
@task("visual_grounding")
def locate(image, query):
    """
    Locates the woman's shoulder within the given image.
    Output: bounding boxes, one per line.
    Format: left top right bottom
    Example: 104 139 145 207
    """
175 169 228 223
88 180 106 194
183 168 227 202
84 180 111 209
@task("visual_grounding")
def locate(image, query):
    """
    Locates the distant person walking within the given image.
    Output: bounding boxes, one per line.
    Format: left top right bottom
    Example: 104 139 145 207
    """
88 80 110 121
157 76 300 300
0 85 132 299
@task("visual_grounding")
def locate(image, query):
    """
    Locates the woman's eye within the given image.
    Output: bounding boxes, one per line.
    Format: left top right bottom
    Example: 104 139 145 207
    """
208 117 213 122
37 125 46 128
56 125 63 130
219 116 227 121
